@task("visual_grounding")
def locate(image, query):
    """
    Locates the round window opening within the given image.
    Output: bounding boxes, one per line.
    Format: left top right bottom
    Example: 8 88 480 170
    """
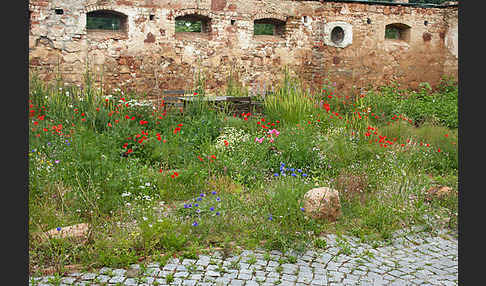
331 26 345 44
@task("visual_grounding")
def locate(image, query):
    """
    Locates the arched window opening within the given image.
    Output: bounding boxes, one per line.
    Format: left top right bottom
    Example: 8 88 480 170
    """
254 18 286 37
175 14 211 34
86 10 128 32
385 23 411 42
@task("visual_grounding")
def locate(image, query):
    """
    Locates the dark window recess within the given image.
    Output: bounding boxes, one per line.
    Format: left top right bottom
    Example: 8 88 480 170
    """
150 14 155 21
331 26 345 44
55 9 64 15
303 16 308 23
175 14 211 33
254 18 285 37
367 18 372 24
424 20 428 26
231 19 236 25
87 10 128 31
385 23 411 42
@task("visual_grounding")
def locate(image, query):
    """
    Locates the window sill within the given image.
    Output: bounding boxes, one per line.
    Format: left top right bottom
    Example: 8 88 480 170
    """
253 35 284 42
175 32 210 41
86 30 128 40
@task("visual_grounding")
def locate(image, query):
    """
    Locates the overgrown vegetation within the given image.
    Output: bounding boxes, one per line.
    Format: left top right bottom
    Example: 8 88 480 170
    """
28 69 458 277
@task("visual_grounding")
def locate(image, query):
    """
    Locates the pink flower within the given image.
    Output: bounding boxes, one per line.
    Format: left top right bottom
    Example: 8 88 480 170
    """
255 137 264 143
268 129 280 137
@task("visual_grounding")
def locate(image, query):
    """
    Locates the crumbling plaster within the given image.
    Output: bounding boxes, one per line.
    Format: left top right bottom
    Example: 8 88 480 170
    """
28 0 458 95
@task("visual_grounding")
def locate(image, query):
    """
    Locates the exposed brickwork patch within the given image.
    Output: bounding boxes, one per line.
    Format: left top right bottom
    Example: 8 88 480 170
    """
144 32 155 43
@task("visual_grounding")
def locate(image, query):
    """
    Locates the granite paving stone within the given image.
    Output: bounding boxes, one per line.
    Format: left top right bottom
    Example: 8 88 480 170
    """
30 229 458 286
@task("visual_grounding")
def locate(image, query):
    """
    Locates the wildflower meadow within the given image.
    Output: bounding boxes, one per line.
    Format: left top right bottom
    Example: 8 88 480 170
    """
28 70 458 276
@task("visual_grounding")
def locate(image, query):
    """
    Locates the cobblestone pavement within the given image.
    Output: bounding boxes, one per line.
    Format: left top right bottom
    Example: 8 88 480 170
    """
29 228 458 286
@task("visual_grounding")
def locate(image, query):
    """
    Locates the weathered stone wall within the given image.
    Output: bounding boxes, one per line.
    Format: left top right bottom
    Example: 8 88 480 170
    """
28 0 458 95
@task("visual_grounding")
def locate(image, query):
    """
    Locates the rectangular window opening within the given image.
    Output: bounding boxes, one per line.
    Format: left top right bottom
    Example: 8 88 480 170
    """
55 9 64 15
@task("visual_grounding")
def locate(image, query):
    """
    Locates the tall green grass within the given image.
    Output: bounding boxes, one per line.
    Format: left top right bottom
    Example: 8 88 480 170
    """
264 71 318 125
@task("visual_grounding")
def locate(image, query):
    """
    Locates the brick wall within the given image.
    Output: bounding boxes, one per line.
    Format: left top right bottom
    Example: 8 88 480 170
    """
28 0 458 95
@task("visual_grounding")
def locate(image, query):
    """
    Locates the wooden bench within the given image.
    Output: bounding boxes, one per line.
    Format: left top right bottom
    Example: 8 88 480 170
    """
160 90 186 113
226 96 252 114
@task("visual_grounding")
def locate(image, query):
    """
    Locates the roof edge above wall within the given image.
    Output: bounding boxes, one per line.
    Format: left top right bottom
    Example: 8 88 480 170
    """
300 0 458 9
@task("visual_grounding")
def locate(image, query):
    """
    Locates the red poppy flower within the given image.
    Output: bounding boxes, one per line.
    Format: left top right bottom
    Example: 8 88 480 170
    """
224 140 229 146
108 122 112 127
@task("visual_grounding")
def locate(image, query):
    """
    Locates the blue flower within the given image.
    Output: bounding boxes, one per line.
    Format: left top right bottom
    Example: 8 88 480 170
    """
290 168 295 172
280 162 285 167
297 169 302 173
268 215 273 221
196 197 202 201
192 221 198 226
194 203 199 207
211 191 217 195
300 207 305 211
216 197 221 202
216 211 220 216
210 207 215 211
200 193 206 197
291 173 297 177
184 204 188 208
56 227 61 231
274 173 279 177
302 173 308 177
